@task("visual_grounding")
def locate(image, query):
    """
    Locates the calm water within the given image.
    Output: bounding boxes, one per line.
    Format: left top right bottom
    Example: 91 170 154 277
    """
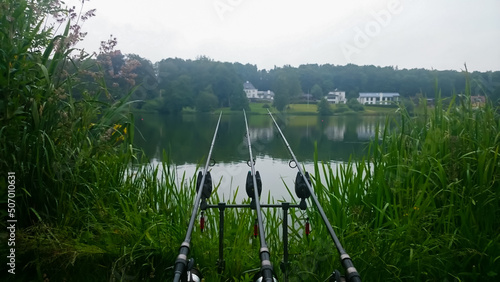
133 113 385 202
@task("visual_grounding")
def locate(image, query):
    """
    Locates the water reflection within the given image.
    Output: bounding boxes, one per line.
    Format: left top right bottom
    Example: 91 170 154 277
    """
162 157 328 204
134 113 386 164
134 113 387 202
357 121 383 140
324 123 346 141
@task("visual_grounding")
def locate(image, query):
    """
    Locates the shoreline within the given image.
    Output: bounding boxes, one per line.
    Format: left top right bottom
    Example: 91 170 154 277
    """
134 103 401 116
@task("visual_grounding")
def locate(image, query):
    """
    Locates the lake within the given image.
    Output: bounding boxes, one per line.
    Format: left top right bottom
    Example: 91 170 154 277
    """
133 112 385 203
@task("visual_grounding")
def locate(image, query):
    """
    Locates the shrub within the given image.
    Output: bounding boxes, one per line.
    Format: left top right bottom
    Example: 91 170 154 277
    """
317 98 333 115
333 104 350 113
196 92 219 112
347 98 365 112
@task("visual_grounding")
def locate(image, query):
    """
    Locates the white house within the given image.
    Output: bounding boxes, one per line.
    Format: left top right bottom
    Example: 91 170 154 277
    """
257 90 274 100
244 81 274 101
243 81 258 99
325 91 347 104
358 93 400 105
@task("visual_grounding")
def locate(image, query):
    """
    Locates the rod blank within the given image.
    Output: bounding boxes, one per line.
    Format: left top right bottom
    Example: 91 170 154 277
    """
267 109 361 282
243 110 275 282
173 112 223 282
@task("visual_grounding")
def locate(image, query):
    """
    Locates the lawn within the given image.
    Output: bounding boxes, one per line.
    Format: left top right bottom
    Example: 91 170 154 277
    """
363 105 399 115
187 103 401 116
286 103 319 114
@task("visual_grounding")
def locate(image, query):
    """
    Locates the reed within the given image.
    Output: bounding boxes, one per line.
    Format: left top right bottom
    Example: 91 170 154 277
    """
305 83 500 280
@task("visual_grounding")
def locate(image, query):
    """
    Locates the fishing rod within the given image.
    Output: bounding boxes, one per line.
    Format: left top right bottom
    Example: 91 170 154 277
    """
173 112 223 282
267 109 361 282
243 110 276 282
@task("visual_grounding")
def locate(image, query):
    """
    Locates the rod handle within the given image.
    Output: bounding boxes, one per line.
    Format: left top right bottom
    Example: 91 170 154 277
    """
340 254 361 282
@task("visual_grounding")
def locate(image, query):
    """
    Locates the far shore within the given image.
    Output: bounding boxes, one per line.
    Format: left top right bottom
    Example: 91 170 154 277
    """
135 102 401 116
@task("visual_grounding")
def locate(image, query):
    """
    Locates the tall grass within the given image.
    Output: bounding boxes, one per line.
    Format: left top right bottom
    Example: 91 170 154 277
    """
307 84 500 280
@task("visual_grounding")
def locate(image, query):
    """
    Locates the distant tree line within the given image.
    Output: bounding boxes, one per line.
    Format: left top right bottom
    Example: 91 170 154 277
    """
69 48 500 114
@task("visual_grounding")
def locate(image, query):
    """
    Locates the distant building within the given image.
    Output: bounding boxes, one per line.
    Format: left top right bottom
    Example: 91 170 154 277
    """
358 93 400 105
471 95 486 108
243 81 274 101
410 95 434 107
243 81 258 99
295 93 315 103
257 90 275 100
325 91 347 104
302 93 314 100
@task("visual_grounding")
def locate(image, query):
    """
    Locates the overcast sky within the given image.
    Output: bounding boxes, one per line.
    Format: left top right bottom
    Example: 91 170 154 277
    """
67 0 500 72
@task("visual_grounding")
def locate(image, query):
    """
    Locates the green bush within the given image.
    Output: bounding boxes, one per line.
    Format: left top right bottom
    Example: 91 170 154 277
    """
347 98 365 111
196 92 219 112
317 98 333 115
333 104 350 113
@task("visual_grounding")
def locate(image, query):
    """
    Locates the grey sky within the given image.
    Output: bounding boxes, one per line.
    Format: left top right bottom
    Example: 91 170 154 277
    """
68 0 500 71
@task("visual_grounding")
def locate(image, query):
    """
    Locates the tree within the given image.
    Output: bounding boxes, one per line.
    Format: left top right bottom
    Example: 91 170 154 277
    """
346 90 359 100
126 54 159 107
272 67 302 111
347 98 364 112
317 98 333 115
113 56 500 115
298 64 321 93
272 74 290 111
196 86 219 112
334 103 350 114
311 84 324 100
229 88 249 111
212 63 248 109
96 37 141 100
171 75 194 107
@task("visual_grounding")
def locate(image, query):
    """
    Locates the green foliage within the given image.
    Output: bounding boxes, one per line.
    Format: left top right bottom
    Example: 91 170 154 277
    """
196 86 219 112
369 88 498 279
347 98 365 112
126 54 159 106
401 97 415 115
142 98 163 113
155 58 248 113
0 0 136 225
272 67 302 111
333 103 350 114
311 84 323 100
346 90 359 100
59 55 500 115
229 88 250 111
317 98 333 115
